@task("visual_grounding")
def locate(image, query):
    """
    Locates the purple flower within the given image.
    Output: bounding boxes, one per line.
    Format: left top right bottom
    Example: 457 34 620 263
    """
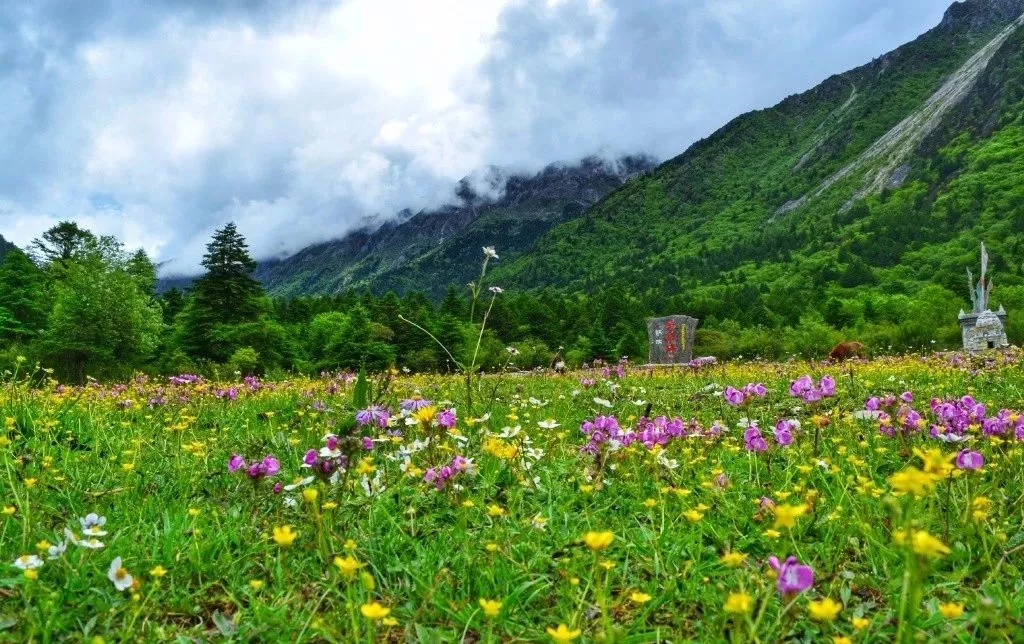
773 426 793 446
361 436 375 450
303 449 318 465
744 426 767 452
227 454 246 472
768 555 814 594
261 455 280 476
400 395 433 411
865 397 881 411
724 386 745 406
789 375 813 397
436 408 457 429
355 405 391 428
955 449 984 470
900 391 914 403
819 375 836 397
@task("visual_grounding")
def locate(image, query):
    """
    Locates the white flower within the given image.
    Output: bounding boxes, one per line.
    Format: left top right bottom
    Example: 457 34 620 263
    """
79 513 107 536
593 397 613 408
531 514 548 530
13 554 43 570
283 496 298 508
46 541 67 560
489 286 504 294
525 447 545 461
482 246 498 259
283 476 315 492
497 425 522 439
107 557 133 591
538 419 560 429
65 528 104 549
506 346 520 355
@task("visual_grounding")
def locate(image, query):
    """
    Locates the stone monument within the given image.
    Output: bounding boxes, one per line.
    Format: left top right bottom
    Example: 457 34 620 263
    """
958 243 1008 351
647 315 698 364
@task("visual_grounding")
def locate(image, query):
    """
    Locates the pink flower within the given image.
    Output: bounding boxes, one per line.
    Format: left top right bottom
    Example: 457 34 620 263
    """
955 449 984 470
768 555 814 594
436 408 457 429
227 454 245 472
724 387 745 406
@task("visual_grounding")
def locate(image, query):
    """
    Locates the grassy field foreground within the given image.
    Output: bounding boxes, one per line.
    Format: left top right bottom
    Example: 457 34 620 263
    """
2 353 1024 642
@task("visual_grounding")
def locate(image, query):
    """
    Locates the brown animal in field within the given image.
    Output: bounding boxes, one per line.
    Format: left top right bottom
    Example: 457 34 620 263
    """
829 341 865 362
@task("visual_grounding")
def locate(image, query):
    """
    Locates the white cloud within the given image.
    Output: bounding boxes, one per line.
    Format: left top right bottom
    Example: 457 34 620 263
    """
0 0 955 274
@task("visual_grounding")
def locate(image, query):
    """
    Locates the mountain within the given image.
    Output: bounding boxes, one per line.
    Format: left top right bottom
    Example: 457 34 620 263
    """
254 155 656 297
482 0 1024 347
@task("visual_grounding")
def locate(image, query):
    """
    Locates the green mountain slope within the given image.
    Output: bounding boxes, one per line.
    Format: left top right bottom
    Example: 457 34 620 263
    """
485 0 1024 350
0 235 14 262
255 156 655 297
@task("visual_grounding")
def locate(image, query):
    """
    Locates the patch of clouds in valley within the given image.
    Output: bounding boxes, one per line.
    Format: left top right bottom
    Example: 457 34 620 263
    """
0 0 952 273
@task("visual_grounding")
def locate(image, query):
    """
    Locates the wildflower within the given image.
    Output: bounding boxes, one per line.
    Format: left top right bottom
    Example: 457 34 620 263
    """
249 579 264 590
46 541 67 560
107 557 134 592
833 637 852 644
768 555 814 594
227 454 246 472
355 405 391 428
683 509 704 522
546 624 581 641
302 488 318 503
724 592 752 614
720 551 746 567
808 597 842 622
773 504 808 529
80 513 108 536
13 554 43 570
538 419 560 429
479 598 503 617
2 506 14 515
272 525 298 547
35 540 51 551
188 507 201 517
955 449 984 470
360 601 391 620
487 504 505 517
436 408 457 429
582 531 614 550
333 555 364 579
483 246 499 259
938 602 964 618
851 616 870 630
24 569 38 580
629 592 652 603
149 565 168 578
911 531 950 558
724 387 745 406
889 467 938 496
412 406 438 425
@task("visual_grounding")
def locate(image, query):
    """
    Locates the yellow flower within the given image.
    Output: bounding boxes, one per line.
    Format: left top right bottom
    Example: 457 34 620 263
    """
683 510 704 522
487 504 506 517
302 488 318 503
546 624 582 641
3 506 16 515
582 531 614 550
249 579 264 590
24 478 36 487
24 568 38 580
914 448 953 477
851 616 870 630
833 637 853 644
35 540 51 551
938 602 964 619
629 591 651 603
323 501 339 510
382 617 398 626
889 467 938 496
333 555 364 579
479 598 503 617
808 598 843 622
149 565 168 578
344 539 358 550
355 458 376 475
360 601 391 620
187 507 201 517
762 529 781 539
412 406 438 424
723 592 752 615
461 499 475 508
485 543 499 552
773 504 808 529
911 531 950 558
272 525 298 547
720 551 746 567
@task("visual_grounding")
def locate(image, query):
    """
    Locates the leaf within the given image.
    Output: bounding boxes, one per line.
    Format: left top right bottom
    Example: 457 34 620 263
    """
0 616 16 631
212 610 237 636
352 367 369 409
413 624 456 644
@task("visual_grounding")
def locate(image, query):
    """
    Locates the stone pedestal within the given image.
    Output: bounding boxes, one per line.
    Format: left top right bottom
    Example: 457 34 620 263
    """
958 306 1008 351
647 315 698 364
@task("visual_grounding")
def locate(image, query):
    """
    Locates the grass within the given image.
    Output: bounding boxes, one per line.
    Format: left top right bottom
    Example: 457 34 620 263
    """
2 352 1024 641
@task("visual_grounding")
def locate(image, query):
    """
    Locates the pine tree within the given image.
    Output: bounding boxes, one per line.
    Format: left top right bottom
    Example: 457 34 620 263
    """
177 223 266 361
30 221 95 265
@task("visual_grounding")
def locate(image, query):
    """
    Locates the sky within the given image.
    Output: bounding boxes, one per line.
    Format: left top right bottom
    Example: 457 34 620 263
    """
0 0 956 274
